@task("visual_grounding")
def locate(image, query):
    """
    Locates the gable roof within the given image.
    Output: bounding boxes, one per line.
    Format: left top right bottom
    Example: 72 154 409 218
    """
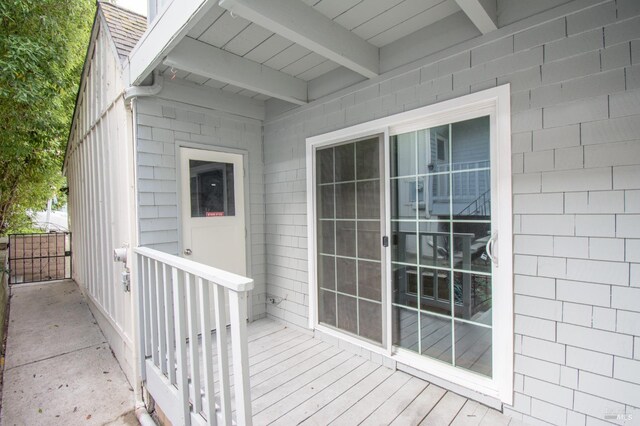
99 1 147 62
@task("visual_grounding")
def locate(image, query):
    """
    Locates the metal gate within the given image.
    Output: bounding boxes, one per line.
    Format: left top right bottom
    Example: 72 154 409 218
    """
7 233 72 284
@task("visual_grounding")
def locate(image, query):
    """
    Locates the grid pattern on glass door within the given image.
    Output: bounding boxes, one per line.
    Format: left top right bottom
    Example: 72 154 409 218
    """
316 137 383 344
390 116 494 377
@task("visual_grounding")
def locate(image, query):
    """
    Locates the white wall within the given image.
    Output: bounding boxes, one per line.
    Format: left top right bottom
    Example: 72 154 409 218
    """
262 1 640 424
65 19 137 383
135 94 267 318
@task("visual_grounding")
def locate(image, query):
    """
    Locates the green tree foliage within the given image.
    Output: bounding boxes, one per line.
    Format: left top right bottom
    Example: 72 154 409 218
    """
0 0 94 235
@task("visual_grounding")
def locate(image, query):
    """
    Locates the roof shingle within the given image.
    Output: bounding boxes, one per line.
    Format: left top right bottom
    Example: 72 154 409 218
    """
99 1 147 62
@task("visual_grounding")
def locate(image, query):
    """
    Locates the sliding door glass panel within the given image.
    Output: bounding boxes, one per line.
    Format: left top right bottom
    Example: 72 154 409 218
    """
391 116 493 377
316 137 383 344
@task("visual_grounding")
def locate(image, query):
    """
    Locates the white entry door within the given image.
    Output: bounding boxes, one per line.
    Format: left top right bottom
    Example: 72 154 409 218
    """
180 147 247 323
180 147 246 274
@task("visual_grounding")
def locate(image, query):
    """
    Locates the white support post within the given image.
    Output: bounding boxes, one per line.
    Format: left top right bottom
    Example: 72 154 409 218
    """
228 290 252 426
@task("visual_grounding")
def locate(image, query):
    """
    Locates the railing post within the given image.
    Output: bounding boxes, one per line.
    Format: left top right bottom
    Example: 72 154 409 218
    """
229 290 252 426
135 253 147 381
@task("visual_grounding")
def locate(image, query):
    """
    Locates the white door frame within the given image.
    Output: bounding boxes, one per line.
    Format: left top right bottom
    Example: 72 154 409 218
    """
306 85 513 404
176 141 253 320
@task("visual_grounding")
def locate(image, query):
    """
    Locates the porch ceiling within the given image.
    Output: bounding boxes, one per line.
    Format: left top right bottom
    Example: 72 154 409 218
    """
156 0 498 104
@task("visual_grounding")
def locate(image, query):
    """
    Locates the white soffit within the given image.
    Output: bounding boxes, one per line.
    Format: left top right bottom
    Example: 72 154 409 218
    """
218 0 380 79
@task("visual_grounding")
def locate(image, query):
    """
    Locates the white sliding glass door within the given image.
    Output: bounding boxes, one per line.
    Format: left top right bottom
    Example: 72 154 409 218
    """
390 116 493 377
315 136 385 344
307 86 512 403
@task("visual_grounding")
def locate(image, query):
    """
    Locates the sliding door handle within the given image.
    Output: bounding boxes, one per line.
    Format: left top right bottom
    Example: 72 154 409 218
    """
486 232 498 267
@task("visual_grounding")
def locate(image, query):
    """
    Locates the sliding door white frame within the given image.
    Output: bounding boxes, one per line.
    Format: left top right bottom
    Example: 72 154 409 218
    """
306 84 512 404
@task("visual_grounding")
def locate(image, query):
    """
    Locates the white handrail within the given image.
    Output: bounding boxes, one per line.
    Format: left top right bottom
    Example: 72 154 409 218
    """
134 246 254 292
134 246 254 426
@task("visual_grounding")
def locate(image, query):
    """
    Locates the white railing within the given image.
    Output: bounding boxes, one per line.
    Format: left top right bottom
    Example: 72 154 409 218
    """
134 247 254 426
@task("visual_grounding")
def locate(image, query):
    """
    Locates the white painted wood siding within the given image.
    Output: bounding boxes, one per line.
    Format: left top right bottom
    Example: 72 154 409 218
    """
65 21 137 382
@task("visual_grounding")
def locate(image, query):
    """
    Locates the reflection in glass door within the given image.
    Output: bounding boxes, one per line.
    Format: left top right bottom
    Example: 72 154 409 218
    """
390 116 493 377
316 136 384 344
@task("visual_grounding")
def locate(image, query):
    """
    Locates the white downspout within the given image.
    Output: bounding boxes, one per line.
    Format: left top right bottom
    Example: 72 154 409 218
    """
125 71 163 426
124 71 164 103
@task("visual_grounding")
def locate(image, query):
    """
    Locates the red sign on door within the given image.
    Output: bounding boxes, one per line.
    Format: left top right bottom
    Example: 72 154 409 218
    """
206 211 224 217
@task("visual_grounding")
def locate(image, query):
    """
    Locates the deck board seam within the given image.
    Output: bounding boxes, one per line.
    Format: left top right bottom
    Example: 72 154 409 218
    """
264 355 370 424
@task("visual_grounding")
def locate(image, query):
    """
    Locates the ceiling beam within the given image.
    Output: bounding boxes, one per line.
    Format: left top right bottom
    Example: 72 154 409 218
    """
218 0 379 79
454 0 498 34
159 80 265 121
164 37 308 105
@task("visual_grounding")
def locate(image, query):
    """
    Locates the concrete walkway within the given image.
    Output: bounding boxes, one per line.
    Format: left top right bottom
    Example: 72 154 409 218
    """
1 280 137 425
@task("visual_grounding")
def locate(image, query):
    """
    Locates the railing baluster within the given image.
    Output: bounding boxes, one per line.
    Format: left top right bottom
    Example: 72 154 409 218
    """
172 267 191 426
213 286 231 426
229 290 252 426
186 273 202 414
197 278 217 425
142 257 151 357
163 263 176 385
156 260 167 375
148 259 159 367
136 254 147 381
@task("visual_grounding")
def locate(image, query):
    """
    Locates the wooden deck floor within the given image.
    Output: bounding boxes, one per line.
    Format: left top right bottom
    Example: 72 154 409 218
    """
212 318 518 426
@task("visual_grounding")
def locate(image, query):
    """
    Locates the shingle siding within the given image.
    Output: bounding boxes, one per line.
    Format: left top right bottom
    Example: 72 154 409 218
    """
135 99 267 318
258 2 640 424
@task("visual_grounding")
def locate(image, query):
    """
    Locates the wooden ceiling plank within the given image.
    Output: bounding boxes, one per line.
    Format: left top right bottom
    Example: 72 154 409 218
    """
219 0 379 78
243 34 293 64
296 59 341 81
352 0 444 41
367 0 461 47
223 23 274 57
333 0 404 31
280 52 329 78
313 0 363 20
198 11 251 48
263 44 312 71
